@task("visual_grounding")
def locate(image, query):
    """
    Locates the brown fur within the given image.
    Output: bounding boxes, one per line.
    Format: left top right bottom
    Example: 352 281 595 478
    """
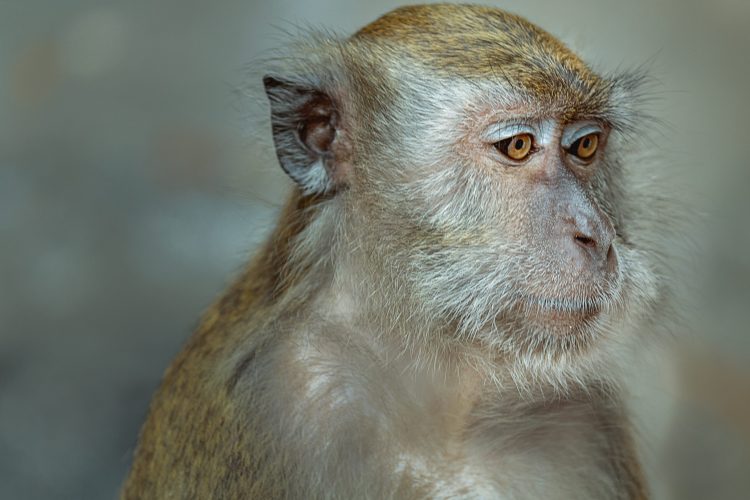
352 4 612 121
122 192 308 498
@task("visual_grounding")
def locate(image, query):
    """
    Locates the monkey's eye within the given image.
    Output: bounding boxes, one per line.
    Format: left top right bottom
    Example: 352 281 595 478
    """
495 133 534 161
568 133 599 160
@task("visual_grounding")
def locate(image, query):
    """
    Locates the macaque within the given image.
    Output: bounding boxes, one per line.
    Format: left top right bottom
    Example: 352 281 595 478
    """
123 4 677 499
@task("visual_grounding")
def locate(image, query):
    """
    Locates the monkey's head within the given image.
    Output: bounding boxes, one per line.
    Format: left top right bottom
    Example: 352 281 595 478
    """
262 5 662 383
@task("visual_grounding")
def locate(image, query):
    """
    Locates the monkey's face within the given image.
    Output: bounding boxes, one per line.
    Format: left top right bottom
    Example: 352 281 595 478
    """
465 117 621 336
350 86 659 366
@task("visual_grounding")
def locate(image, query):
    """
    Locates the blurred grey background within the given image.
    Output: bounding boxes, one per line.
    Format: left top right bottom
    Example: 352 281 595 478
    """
1 1 748 499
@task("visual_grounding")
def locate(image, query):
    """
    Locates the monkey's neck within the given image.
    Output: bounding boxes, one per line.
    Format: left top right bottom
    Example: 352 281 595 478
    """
305 278 602 407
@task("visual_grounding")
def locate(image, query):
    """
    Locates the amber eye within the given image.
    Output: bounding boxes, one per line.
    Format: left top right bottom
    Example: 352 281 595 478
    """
569 133 599 160
495 133 534 161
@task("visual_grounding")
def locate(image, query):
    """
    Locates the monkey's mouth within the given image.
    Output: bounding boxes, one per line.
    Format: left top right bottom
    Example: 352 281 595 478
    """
520 296 602 313
512 270 622 324
514 294 608 325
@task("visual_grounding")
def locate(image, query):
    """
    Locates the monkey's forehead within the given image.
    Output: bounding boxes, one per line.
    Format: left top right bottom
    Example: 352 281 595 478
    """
352 4 609 106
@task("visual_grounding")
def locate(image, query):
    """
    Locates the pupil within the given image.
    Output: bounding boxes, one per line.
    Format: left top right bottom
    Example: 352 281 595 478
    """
514 138 525 150
582 137 590 149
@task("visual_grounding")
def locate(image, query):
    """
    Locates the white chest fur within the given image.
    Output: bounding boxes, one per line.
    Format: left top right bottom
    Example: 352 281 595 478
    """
394 408 617 500
287 336 622 499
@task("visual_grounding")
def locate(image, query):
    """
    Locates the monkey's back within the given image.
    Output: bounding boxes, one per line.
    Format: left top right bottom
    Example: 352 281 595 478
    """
122 192 314 499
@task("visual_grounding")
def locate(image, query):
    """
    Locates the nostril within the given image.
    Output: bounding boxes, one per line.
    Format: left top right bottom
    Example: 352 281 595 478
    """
606 244 617 272
574 233 597 249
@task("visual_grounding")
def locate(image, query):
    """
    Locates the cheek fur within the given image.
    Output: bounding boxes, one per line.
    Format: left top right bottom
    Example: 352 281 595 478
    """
368 155 657 353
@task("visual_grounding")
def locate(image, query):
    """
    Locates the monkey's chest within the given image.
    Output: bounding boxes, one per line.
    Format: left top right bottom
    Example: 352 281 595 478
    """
391 422 615 500
393 451 501 499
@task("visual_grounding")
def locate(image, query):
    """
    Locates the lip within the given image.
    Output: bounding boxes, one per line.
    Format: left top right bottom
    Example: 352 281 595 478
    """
520 295 603 312
515 294 605 323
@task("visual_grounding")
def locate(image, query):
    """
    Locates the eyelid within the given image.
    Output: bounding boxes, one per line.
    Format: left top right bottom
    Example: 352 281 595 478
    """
484 122 536 142
561 123 603 149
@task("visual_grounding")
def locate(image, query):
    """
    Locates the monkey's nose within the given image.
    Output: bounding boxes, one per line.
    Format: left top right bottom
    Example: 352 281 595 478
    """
572 228 616 272
573 232 597 250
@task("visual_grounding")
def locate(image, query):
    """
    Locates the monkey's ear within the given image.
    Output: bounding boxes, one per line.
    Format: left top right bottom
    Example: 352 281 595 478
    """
263 76 347 194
